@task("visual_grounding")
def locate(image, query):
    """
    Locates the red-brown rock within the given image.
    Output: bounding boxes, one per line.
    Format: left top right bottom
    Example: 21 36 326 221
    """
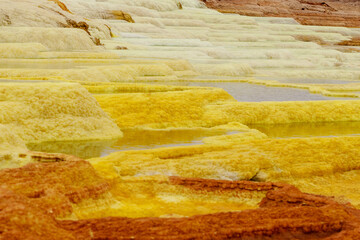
0 159 111 218
201 0 360 28
0 187 77 240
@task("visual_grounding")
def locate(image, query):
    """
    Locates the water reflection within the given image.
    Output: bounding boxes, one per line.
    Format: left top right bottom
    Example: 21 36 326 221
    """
27 129 228 159
258 77 355 85
109 129 227 150
277 78 356 85
187 82 335 101
148 82 352 101
249 121 360 138
27 139 116 159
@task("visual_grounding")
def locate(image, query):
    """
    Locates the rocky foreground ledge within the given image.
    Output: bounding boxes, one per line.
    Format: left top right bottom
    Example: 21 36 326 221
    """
201 0 360 28
1 154 360 239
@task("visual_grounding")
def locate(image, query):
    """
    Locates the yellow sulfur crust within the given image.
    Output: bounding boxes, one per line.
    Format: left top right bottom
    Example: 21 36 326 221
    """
89 136 360 211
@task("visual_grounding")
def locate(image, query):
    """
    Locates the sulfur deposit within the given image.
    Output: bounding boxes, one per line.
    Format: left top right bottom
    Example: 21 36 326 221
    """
1 0 360 239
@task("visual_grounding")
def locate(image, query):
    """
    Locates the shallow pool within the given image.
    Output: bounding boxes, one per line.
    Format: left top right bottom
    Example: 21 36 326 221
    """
27 129 230 159
153 82 353 101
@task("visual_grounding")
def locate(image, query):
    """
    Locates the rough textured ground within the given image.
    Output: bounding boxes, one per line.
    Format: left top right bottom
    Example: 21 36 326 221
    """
0 159 111 218
202 0 360 27
1 163 360 239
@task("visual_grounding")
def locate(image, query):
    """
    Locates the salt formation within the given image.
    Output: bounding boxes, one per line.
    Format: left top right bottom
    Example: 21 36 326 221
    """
1 0 359 82
1 0 360 239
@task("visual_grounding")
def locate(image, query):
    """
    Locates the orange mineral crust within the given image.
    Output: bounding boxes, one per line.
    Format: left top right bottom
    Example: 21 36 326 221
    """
201 0 360 28
0 159 111 218
2 173 360 239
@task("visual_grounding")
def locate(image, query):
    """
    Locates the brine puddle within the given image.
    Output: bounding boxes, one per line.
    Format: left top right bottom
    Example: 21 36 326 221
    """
27 129 235 159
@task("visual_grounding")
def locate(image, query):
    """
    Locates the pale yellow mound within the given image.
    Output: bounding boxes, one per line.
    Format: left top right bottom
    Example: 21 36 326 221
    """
0 82 122 143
